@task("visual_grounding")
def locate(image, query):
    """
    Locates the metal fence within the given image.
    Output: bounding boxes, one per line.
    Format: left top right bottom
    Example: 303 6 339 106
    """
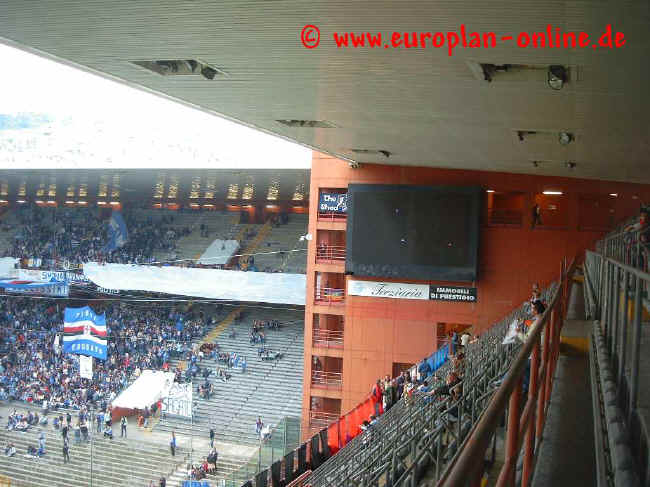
584 243 649 486
223 417 301 487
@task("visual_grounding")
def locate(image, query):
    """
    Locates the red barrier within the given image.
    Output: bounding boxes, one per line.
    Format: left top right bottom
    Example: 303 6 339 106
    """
327 422 340 454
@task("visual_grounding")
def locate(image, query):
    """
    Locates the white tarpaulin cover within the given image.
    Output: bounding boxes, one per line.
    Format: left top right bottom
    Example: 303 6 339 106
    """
112 370 175 410
198 239 239 265
83 263 306 305
0 257 18 277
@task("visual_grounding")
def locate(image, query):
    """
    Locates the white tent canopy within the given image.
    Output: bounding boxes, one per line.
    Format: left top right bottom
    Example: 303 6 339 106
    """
112 370 175 410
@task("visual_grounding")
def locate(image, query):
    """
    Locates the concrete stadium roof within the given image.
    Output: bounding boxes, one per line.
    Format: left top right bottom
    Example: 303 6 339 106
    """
1 1 649 183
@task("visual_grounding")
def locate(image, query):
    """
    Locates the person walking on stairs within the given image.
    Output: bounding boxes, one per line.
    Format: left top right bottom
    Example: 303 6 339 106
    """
170 431 176 456
209 428 215 448
62 437 70 464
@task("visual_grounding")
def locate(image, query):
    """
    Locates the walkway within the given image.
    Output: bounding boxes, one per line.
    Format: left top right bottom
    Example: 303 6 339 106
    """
531 280 596 486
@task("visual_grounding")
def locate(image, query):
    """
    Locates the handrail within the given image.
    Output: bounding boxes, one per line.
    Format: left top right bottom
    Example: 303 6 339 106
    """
314 287 345 304
315 245 346 262
311 370 343 388
312 328 344 348
440 257 575 487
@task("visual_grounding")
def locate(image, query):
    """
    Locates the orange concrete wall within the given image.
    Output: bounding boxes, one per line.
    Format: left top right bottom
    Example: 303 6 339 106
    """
302 152 650 436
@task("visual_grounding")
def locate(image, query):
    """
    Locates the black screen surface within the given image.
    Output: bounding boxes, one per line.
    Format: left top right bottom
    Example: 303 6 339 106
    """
345 185 481 282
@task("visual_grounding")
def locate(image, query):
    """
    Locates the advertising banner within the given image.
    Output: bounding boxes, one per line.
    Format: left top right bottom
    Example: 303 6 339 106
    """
347 280 429 300
429 285 477 302
318 192 348 213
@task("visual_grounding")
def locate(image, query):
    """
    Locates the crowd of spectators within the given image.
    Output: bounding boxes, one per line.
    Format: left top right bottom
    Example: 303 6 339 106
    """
2 205 190 267
0 297 214 414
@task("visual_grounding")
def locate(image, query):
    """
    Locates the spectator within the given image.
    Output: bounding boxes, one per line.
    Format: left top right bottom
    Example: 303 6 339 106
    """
209 428 215 448
120 415 128 438
62 437 70 463
170 431 176 456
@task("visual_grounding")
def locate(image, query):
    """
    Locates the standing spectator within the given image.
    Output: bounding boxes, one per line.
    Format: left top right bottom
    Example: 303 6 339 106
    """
120 416 128 438
170 431 176 456
62 437 70 464
96 411 104 433
532 203 542 228
371 380 383 416
62 422 69 441
255 417 264 438
209 428 215 448
159 477 166 487
66 412 71 426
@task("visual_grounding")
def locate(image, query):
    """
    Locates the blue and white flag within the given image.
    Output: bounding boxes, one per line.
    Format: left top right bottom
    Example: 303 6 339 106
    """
105 211 128 252
62 306 108 360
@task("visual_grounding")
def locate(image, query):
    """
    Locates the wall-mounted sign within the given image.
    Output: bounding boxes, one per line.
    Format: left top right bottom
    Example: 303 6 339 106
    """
430 285 477 302
348 280 429 300
318 192 348 213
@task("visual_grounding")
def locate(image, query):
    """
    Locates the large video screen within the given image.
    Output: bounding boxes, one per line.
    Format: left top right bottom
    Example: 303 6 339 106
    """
346 184 481 282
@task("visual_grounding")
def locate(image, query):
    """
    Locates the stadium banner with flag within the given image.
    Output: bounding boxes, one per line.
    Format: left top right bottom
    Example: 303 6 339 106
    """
62 306 108 360
105 211 128 252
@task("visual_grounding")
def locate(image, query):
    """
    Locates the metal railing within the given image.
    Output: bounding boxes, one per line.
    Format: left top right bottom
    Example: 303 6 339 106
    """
306 283 558 487
441 258 574 487
487 209 523 226
311 370 343 389
314 287 345 305
317 212 347 222
316 245 346 262
222 416 301 487
584 247 649 486
312 328 344 348
309 411 340 429
596 225 649 273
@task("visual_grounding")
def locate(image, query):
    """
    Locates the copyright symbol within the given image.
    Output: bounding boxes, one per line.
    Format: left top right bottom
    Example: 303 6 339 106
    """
301 25 320 49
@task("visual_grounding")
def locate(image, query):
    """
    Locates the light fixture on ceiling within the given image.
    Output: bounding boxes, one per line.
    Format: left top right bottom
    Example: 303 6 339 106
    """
517 130 537 142
486 189 495 193
558 132 573 145
609 193 618 197
548 65 567 90
543 191 563 195
201 66 218 80
566 161 576 169
481 63 511 82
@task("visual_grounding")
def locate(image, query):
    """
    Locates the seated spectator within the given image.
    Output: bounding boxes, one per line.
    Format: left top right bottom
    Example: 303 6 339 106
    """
4 443 16 457
103 424 113 439
207 448 218 472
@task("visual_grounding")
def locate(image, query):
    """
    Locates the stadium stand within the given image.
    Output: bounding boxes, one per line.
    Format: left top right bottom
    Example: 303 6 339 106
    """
252 214 308 273
157 307 304 446
0 206 307 272
0 412 187 487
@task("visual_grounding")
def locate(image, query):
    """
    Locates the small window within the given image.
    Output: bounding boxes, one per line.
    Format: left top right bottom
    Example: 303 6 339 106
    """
578 194 616 231
532 193 569 229
486 191 525 227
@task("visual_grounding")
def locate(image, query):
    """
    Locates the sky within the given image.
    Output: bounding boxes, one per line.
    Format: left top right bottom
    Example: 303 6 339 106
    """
0 43 312 169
